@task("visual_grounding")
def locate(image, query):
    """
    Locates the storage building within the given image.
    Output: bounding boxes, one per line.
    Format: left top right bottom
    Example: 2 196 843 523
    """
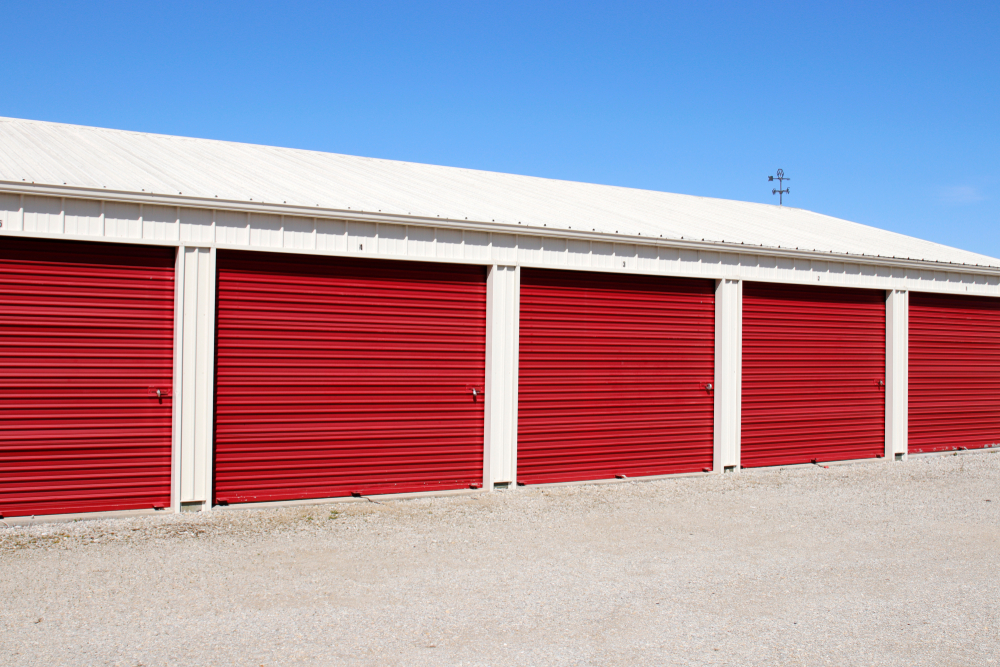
1 117 998 519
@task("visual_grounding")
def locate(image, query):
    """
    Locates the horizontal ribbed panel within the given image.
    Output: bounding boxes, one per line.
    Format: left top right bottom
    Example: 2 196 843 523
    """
0 238 175 518
909 292 1000 453
742 282 885 467
517 269 715 484
214 251 486 503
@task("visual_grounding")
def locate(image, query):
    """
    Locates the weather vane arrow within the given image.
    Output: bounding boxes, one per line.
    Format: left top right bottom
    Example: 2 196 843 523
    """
768 169 790 206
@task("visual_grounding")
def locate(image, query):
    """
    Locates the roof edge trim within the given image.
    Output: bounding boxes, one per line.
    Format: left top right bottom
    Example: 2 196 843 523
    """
2 181 998 277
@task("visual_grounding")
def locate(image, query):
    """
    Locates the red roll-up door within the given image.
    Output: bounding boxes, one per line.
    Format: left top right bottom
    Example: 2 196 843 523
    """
741 282 886 467
0 238 175 518
214 251 486 503
909 292 1000 453
517 269 715 485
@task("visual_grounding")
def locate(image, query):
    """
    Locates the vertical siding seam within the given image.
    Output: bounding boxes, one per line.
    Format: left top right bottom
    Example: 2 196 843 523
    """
202 247 218 502
735 279 743 468
901 290 908 455
510 265 521 484
484 264 496 489
172 246 186 511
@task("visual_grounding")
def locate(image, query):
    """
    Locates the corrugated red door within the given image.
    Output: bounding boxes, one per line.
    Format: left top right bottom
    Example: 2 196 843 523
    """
742 282 886 467
909 292 1000 453
0 237 175 518
214 251 486 503
517 269 715 484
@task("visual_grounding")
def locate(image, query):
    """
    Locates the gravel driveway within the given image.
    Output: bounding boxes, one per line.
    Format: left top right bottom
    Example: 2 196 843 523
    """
2 452 998 667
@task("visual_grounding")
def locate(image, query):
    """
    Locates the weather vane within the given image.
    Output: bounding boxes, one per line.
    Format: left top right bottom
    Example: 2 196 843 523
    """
768 169 790 206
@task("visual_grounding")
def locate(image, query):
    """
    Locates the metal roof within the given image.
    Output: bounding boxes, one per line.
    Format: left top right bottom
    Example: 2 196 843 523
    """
1 116 996 268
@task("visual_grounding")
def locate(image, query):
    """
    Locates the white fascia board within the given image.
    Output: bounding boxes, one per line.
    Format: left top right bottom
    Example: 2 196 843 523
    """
2 180 999 277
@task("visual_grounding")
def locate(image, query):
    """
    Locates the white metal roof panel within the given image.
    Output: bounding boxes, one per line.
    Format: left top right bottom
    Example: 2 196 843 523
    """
0 116 996 268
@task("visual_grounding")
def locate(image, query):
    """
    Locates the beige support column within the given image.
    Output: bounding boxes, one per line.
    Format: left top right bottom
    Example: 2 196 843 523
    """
171 246 217 511
714 278 742 472
484 265 520 490
886 289 909 460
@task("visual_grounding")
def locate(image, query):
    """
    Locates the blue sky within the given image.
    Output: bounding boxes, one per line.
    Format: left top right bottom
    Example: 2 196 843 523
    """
4 1 998 258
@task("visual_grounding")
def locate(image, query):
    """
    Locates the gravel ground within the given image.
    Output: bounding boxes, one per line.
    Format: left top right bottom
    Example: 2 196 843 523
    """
2 453 999 667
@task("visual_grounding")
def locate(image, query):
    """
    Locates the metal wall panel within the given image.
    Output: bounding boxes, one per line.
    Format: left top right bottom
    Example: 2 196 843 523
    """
484 265 520 486
909 292 1000 453
177 247 216 505
0 238 175 518
517 269 715 484
3 193 999 300
714 279 742 470
885 290 908 458
741 283 886 467
214 251 487 503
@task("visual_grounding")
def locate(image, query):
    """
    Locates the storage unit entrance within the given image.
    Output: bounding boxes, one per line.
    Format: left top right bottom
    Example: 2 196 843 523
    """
517 269 715 484
3 118 1000 518
741 282 886 467
213 251 487 504
909 292 1000 453
0 238 176 518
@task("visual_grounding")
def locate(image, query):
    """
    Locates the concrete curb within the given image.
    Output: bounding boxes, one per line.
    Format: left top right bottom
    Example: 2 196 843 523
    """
215 487 486 511
1 507 166 527
5 447 997 525
907 447 999 460
514 471 713 490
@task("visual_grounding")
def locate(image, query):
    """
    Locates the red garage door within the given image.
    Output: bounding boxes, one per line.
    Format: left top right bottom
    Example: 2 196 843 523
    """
742 282 886 467
214 251 486 503
0 238 175 518
909 292 1000 453
517 269 715 484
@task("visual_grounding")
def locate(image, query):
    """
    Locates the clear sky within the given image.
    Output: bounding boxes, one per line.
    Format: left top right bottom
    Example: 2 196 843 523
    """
3 1 998 259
